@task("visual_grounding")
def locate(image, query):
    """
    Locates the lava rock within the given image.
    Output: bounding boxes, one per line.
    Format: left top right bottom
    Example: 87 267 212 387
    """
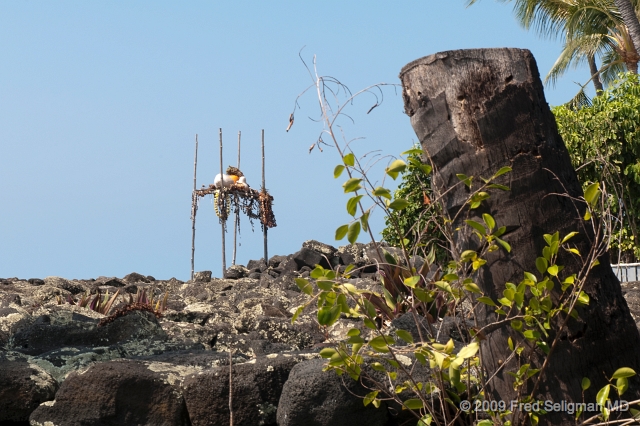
122 272 150 284
277 358 388 426
194 270 212 282
29 360 192 426
0 355 58 423
224 264 250 279
183 353 304 426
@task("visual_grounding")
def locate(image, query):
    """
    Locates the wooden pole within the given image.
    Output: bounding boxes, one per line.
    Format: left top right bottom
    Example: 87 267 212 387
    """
190 134 198 281
262 129 268 263
232 131 241 265
219 128 226 277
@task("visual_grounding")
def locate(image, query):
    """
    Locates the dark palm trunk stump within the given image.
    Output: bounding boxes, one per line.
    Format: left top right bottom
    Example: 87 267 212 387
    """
400 48 640 425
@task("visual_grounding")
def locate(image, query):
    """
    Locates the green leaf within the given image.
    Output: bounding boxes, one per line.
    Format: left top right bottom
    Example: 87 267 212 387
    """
317 305 341 326
435 281 452 294
464 282 482 294
347 328 361 337
404 275 421 288
493 166 512 178
465 220 486 236
335 224 349 240
577 291 590 305
319 348 336 358
617 377 629 396
386 159 407 180
396 329 414 344
418 414 433 426
363 318 377 330
523 330 540 341
371 362 385 372
461 250 477 261
547 265 559 277
383 250 397 265
584 182 600 206
401 147 423 156
536 257 548 274
469 192 490 208
343 178 362 193
291 306 303 324
346 195 363 217
360 210 370 232
368 335 392 353
420 164 432 175
387 159 407 173
295 278 313 295
457 341 479 359
581 377 591 391
388 198 410 210
372 186 392 200
333 165 345 179
403 398 424 410
596 384 610 406
456 173 472 188
477 296 496 307
383 288 396 310
347 222 361 244
483 213 495 231
363 390 379 406
487 183 510 191
561 231 579 244
495 237 511 253
343 153 355 167
317 280 334 291
310 266 324 279
611 367 636 379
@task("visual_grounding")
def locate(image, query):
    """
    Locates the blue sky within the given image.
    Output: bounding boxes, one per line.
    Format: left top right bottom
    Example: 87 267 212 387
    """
0 1 594 280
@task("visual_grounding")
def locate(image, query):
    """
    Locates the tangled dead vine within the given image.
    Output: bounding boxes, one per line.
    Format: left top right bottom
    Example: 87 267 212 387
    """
193 184 276 230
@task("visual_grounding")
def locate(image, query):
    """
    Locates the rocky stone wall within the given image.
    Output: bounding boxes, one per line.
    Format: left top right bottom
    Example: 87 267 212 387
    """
2 240 639 425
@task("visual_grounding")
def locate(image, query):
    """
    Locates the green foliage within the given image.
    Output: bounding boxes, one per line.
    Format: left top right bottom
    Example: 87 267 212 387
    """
293 64 640 426
381 146 448 261
553 72 640 261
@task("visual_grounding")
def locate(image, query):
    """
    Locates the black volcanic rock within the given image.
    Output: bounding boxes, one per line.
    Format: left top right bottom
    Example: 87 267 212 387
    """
29 360 191 426
277 358 388 426
0 355 58 424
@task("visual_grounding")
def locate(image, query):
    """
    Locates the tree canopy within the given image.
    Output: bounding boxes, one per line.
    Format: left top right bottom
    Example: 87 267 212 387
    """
553 72 640 262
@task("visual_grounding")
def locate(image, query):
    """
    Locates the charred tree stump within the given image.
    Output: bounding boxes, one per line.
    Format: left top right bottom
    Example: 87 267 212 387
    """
400 49 640 424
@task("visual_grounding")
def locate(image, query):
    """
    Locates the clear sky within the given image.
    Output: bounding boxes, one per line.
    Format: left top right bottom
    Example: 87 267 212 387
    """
0 1 595 281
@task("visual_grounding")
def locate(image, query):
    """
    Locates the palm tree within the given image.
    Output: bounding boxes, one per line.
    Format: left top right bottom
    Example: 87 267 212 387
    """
544 0 639 86
467 0 640 90
615 0 640 53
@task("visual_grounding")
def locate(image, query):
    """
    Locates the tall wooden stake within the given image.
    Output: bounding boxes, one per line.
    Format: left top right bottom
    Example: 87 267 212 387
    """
262 129 268 263
219 128 226 277
190 134 199 281
232 131 241 265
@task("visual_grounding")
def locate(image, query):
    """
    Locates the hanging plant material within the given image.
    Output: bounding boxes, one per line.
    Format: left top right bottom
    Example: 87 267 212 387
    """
194 180 276 229
214 190 232 219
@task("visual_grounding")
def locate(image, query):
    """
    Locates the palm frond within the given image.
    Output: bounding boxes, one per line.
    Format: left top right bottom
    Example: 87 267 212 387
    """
565 86 593 110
